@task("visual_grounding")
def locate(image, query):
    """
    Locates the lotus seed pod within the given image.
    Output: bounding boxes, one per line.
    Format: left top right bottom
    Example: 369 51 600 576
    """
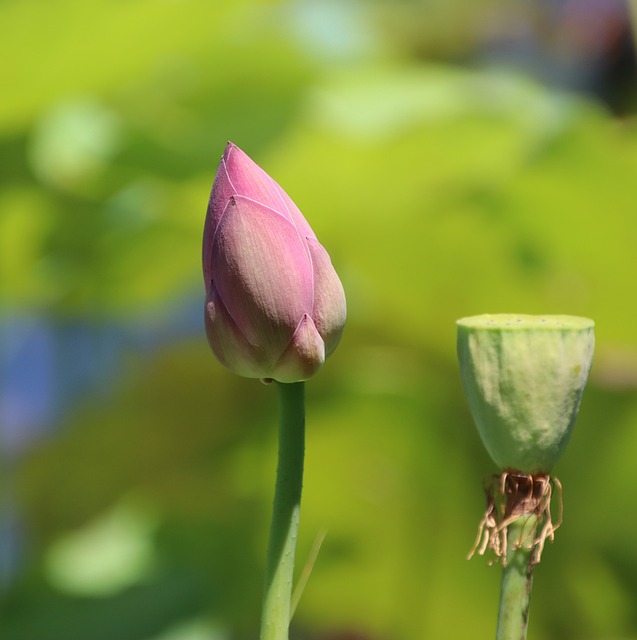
457 314 594 473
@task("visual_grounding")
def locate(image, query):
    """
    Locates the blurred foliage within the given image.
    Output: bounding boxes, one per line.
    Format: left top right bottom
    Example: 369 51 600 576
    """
2 0 637 639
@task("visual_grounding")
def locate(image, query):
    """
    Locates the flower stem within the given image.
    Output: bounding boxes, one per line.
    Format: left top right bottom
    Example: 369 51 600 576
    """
629 1 637 40
260 381 306 640
496 515 539 640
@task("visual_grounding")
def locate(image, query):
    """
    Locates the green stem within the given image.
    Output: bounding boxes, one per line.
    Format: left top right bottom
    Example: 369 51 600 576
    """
260 381 306 640
629 1 637 41
496 516 538 640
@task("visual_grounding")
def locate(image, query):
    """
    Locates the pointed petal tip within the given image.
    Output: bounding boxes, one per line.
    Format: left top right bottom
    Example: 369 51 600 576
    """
271 314 326 382
220 141 243 167
222 143 259 180
224 141 247 161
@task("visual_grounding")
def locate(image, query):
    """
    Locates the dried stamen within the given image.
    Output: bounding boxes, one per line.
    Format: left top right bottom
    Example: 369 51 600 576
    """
468 471 563 566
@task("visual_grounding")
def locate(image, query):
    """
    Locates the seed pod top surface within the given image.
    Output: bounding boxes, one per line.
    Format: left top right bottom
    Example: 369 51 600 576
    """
457 314 594 472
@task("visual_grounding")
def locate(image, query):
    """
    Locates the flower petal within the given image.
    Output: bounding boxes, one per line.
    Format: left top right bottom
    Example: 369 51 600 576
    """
271 314 326 382
204 142 317 291
212 195 313 355
273 184 317 241
204 286 270 378
204 146 239 290
223 143 317 242
306 237 347 356
222 143 285 211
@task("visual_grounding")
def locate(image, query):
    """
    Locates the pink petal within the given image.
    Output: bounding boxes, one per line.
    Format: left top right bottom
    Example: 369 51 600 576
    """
270 314 326 382
204 142 316 290
204 286 270 378
222 144 285 211
225 144 316 245
273 184 317 241
204 146 239 289
306 238 347 356
212 195 314 355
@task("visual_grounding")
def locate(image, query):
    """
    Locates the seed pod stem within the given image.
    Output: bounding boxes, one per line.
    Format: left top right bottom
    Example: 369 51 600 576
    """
497 513 538 640
469 472 562 639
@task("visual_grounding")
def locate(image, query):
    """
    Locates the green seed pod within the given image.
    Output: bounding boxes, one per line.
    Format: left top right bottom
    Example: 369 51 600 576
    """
457 314 594 473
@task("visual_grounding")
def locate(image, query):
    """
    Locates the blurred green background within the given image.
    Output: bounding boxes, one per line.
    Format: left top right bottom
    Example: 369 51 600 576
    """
2 0 637 638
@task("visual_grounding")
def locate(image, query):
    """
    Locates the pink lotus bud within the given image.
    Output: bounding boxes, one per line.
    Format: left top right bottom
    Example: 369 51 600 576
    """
203 142 346 383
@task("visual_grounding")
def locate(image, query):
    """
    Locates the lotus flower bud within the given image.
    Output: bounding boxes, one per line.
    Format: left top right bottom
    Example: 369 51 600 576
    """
202 142 346 383
457 314 594 473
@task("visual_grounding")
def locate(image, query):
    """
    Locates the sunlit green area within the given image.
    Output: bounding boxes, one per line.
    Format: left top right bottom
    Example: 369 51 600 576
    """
2 0 637 638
